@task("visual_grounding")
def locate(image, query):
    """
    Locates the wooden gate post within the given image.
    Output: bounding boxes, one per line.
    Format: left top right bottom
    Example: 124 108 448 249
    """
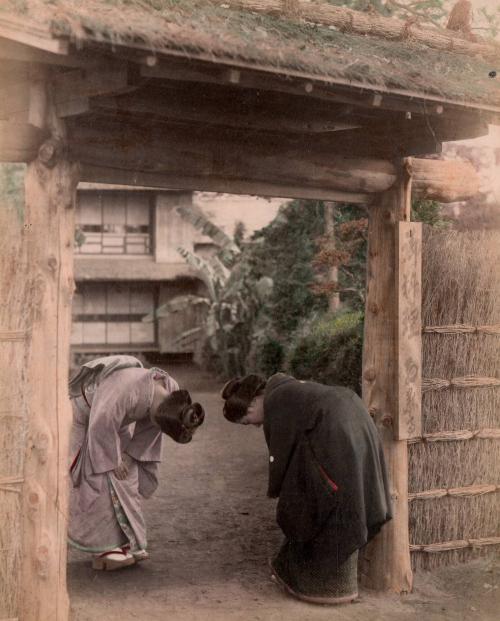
360 161 416 593
19 127 79 619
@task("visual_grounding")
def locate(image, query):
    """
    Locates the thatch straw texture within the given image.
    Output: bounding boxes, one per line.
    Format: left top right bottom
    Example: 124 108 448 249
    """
0 181 28 618
1 0 499 107
409 229 500 570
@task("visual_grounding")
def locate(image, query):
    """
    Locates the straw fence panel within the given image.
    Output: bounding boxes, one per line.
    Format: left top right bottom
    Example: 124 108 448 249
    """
0 197 28 619
409 229 500 570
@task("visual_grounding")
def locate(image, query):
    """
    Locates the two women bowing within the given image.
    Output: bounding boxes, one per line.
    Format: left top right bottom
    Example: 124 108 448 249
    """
68 356 391 606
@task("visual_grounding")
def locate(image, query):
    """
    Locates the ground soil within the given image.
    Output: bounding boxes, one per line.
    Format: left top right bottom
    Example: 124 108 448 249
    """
69 364 499 621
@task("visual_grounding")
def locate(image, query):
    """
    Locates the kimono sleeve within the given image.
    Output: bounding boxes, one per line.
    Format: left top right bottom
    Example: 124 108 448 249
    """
87 380 137 474
125 418 162 463
125 372 179 463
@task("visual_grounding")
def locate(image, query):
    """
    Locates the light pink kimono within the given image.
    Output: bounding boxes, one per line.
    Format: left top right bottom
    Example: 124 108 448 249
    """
68 359 178 553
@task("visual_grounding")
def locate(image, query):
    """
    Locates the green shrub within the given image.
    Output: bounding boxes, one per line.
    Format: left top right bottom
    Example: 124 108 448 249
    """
411 198 450 228
286 310 363 394
257 338 285 377
250 200 328 336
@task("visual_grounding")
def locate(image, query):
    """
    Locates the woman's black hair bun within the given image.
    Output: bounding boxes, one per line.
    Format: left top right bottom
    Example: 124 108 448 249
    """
220 377 241 400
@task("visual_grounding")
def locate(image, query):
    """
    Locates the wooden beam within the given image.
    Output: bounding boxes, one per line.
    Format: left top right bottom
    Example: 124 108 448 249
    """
0 120 49 162
0 81 30 118
17 112 79 621
87 105 443 159
395 220 422 440
28 79 48 129
69 120 479 201
141 62 440 118
0 16 68 55
54 64 134 109
91 91 361 134
20 149 78 621
411 158 480 203
0 37 86 67
80 163 372 204
0 64 132 122
71 121 398 194
361 176 413 593
140 57 500 121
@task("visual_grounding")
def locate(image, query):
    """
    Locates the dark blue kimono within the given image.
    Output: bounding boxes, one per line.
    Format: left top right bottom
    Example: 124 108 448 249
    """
263 374 392 599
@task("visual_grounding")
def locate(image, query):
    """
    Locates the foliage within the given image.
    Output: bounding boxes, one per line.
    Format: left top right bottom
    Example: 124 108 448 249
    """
411 198 451 228
148 201 275 377
74 227 86 247
286 309 364 394
145 246 239 375
233 220 246 249
165 192 455 381
175 200 241 267
250 200 328 336
311 204 368 310
0 163 25 220
256 338 285 377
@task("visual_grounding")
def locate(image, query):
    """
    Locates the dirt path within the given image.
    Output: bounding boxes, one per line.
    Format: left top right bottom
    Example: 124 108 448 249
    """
69 364 499 621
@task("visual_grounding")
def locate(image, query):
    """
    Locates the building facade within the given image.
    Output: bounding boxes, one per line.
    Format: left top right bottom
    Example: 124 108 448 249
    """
72 186 282 360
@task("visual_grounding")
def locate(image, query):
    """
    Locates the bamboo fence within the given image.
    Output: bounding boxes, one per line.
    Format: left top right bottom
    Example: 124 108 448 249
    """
0 198 28 619
409 229 500 570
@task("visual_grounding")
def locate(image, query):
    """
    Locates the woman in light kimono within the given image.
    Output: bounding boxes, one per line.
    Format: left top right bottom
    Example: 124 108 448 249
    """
68 355 204 571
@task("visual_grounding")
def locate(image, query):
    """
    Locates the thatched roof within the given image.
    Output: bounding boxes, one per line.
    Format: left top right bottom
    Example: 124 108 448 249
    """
1 0 500 110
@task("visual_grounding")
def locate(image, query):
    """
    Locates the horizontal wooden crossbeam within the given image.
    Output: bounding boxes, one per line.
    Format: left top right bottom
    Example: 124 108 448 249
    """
80 163 373 204
423 324 500 335
409 484 499 501
422 377 500 391
408 428 500 443
410 537 500 553
91 90 362 135
70 120 479 201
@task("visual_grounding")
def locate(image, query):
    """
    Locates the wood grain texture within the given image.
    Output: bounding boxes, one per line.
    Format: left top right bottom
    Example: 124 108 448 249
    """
361 186 413 593
411 158 480 203
395 221 422 440
19 148 78 621
70 122 479 202
80 163 373 204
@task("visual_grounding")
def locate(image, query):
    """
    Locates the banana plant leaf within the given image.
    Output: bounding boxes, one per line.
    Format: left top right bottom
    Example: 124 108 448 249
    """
141 294 210 322
175 201 240 267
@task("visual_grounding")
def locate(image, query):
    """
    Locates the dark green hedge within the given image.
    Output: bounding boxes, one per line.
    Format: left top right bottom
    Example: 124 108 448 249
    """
286 310 363 394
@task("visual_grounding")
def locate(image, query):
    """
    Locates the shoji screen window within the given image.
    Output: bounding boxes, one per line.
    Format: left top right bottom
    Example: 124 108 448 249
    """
71 283 156 347
75 191 152 255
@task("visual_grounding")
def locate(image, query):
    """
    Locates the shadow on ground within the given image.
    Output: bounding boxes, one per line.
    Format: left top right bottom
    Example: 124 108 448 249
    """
69 363 499 621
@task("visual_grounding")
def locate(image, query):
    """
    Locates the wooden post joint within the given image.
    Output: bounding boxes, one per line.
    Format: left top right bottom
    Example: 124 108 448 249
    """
26 482 45 523
38 137 66 168
47 256 59 276
31 429 52 465
35 542 50 579
363 367 376 382
381 415 393 428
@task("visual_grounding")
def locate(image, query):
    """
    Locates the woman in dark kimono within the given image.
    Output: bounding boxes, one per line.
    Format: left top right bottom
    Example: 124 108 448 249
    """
222 373 392 604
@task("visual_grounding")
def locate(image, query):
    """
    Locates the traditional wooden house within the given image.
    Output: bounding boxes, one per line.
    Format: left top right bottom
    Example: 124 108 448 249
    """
0 1 499 619
71 186 281 360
